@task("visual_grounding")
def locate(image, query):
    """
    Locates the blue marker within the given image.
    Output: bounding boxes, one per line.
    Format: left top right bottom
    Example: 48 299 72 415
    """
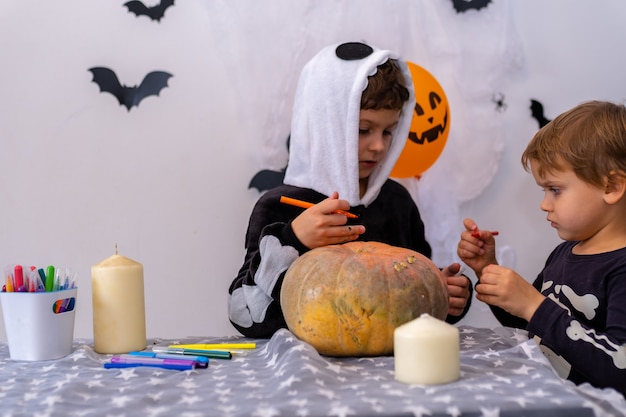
104 362 193 371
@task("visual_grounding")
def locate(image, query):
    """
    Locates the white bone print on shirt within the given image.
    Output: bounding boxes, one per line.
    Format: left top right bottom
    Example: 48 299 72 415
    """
566 321 626 369
541 280 626 370
542 281 599 320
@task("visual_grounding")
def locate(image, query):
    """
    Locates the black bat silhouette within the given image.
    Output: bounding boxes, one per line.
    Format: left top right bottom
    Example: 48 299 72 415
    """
124 0 175 22
248 169 286 192
530 99 551 129
88 67 173 111
248 136 290 192
451 0 492 13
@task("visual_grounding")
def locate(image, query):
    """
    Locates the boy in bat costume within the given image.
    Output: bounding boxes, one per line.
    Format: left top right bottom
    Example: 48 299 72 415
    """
229 42 472 338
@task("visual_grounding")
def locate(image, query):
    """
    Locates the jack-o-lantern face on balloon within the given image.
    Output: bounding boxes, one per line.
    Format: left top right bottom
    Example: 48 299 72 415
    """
391 62 450 178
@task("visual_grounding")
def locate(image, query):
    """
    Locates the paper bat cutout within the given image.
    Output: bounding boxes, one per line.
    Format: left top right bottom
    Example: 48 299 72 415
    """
124 0 175 22
88 67 173 111
248 136 290 192
451 0 492 13
248 169 286 192
530 99 551 128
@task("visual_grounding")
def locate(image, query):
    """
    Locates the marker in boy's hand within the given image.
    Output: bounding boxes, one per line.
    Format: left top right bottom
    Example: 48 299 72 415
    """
279 195 358 218
290 192 365 249
457 219 500 278
471 229 499 238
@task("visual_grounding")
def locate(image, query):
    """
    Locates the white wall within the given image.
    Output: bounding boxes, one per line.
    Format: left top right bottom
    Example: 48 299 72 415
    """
1 1 626 341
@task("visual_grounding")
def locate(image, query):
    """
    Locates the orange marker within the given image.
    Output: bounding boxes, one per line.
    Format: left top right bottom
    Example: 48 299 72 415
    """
280 196 358 219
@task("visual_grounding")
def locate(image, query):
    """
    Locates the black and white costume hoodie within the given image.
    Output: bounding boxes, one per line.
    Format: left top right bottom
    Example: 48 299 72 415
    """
228 42 470 338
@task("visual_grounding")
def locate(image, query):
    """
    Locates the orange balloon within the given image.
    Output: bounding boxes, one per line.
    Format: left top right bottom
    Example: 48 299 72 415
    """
391 62 450 178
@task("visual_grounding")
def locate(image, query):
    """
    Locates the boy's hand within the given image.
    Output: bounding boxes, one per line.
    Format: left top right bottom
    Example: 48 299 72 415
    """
457 217 498 278
441 262 471 317
475 264 545 321
291 192 365 249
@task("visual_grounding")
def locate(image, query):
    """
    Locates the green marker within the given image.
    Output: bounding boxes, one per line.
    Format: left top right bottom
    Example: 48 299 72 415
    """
45 265 55 292
152 346 232 360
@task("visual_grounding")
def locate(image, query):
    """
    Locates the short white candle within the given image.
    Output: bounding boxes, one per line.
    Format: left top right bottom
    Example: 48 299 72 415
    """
91 252 146 354
394 313 460 385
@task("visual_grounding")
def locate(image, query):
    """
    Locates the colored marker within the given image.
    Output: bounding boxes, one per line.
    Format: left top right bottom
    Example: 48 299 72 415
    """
169 343 256 350
5 274 13 292
110 355 196 370
104 362 193 371
153 346 232 359
45 265 55 292
471 229 499 238
13 265 24 292
279 196 358 219
129 351 209 368
37 268 47 287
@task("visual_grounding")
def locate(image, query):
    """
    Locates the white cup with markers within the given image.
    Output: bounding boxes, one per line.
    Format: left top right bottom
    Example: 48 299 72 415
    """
0 264 78 361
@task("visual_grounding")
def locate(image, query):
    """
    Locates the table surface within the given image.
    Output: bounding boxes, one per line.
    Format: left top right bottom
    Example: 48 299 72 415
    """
1 326 625 417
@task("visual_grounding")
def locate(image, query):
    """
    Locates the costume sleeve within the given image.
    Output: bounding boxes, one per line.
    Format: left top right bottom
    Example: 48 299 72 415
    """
482 276 534 329
445 276 473 324
228 195 309 338
486 304 528 328
526 274 626 394
481 253 551 330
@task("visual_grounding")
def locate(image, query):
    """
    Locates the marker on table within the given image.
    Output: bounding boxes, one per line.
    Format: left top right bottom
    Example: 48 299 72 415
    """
129 351 209 368
108 355 197 371
104 360 193 371
169 343 256 350
280 196 358 219
153 346 232 359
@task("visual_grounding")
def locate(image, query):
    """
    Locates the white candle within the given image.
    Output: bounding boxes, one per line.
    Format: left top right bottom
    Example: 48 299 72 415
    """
394 313 460 385
91 252 146 354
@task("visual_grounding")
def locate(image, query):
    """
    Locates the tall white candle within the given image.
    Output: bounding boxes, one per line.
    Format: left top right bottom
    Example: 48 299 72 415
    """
91 251 146 354
394 313 460 385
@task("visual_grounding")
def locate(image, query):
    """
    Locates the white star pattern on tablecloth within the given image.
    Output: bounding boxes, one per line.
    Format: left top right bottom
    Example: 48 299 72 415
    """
115 368 137 381
480 407 500 417
404 405 433 417
177 378 199 390
278 374 300 388
252 406 280 417
1 326 625 416
328 403 355 417
179 394 202 405
145 405 169 417
111 395 133 407
40 394 62 407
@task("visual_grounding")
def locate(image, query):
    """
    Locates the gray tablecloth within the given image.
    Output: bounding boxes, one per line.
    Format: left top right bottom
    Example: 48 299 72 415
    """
1 326 625 416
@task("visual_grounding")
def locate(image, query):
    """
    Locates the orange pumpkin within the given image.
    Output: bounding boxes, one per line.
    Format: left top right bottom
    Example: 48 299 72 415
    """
280 241 449 356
